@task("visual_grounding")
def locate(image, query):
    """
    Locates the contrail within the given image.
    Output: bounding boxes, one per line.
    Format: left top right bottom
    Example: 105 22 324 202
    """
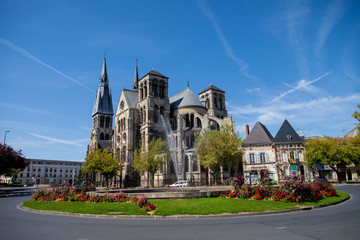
270 71 332 103
0 37 95 93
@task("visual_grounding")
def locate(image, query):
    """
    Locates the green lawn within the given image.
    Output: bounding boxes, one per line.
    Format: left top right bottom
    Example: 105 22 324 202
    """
22 190 349 216
22 201 148 215
298 190 349 206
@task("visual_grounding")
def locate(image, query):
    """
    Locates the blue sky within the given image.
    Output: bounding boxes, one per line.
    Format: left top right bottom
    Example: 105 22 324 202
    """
1 0 359 161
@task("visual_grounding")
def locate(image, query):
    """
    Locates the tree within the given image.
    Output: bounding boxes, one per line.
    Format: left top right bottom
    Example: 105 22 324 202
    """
0 143 28 180
352 103 360 126
133 137 169 187
84 148 122 186
195 124 243 184
304 137 360 182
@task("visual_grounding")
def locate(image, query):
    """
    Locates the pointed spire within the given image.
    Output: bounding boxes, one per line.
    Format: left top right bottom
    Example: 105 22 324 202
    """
187 79 190 88
133 59 139 90
93 57 113 116
100 58 108 84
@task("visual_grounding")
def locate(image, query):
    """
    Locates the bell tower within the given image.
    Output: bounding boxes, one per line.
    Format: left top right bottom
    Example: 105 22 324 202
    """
88 58 114 152
137 69 170 148
199 84 227 119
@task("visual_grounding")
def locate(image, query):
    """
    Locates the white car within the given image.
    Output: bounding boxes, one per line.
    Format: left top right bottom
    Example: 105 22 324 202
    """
170 180 189 187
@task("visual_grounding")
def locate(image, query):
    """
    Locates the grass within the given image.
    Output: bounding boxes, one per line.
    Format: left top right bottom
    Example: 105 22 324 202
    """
22 201 148 215
22 191 349 216
298 190 349 206
151 198 297 216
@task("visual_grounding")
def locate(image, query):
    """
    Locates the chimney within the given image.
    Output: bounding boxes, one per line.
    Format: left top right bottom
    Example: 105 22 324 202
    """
245 124 249 137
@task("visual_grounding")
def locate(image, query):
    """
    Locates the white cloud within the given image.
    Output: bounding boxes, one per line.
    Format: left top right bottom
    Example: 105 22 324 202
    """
228 94 360 136
284 1 310 79
246 88 261 94
270 71 332 103
0 37 95 93
0 102 52 116
29 133 88 147
196 0 259 82
315 0 348 58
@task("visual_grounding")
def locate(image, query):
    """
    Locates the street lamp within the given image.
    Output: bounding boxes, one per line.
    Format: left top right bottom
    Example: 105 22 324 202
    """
3 130 10 145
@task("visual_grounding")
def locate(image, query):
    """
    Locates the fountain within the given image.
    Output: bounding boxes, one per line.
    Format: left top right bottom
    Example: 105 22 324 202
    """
160 114 184 181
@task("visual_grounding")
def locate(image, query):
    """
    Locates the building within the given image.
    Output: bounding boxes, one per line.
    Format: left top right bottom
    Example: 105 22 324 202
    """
16 159 83 186
242 120 309 182
89 59 234 187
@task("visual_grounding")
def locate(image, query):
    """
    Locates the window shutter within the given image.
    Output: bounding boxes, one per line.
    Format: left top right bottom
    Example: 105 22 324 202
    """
246 154 250 164
266 153 269 163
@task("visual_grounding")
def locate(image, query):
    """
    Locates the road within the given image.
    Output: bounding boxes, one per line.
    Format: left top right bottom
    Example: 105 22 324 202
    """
0 185 359 240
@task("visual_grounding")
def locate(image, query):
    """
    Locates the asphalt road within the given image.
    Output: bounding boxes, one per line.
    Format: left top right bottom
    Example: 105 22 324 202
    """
0 185 359 240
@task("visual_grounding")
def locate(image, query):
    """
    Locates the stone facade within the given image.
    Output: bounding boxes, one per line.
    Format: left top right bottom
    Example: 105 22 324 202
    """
89 59 235 187
114 69 233 187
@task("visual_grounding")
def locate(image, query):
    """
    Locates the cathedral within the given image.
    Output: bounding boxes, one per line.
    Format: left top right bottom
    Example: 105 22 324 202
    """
88 58 234 187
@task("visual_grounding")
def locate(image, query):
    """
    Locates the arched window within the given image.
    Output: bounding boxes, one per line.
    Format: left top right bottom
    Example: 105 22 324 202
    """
100 133 104 140
123 133 126 144
196 117 202 128
185 114 190 127
117 121 120 132
105 117 110 128
100 116 104 128
193 158 198 172
185 155 189 173
160 106 164 115
144 82 147 98
105 134 109 140
190 114 194 128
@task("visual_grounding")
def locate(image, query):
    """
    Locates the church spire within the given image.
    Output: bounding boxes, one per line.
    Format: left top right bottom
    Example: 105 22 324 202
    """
100 57 108 84
93 57 113 116
133 59 139 90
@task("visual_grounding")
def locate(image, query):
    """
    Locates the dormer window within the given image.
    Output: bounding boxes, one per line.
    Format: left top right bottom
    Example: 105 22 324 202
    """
287 134 292 139
120 101 124 110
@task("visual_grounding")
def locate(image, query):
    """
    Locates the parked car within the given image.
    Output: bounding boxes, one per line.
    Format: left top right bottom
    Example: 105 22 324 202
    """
170 180 189 187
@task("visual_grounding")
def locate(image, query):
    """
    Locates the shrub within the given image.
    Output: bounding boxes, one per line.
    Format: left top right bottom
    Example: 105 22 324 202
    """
31 186 156 214
222 178 337 203
225 173 245 188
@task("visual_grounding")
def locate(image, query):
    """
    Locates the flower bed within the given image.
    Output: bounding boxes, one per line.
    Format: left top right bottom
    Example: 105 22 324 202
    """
223 179 337 203
31 185 156 215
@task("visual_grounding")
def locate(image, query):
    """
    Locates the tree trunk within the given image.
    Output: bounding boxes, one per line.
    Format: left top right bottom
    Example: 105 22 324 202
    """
214 170 218 185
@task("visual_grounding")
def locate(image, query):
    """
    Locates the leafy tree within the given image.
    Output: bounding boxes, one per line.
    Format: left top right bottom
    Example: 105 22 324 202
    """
195 124 243 184
352 103 360 126
0 143 28 180
304 137 360 182
84 148 122 186
133 137 169 187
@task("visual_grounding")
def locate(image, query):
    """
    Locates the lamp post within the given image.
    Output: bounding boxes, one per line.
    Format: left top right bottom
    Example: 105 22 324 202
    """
3 130 10 145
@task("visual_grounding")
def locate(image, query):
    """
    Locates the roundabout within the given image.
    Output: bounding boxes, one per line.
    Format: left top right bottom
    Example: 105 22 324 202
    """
0 184 359 240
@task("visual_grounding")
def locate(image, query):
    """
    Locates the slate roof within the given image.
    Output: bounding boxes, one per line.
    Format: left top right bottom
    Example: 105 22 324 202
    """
199 84 224 95
244 122 274 145
122 89 138 109
170 88 206 109
93 58 113 116
140 69 168 79
273 119 304 143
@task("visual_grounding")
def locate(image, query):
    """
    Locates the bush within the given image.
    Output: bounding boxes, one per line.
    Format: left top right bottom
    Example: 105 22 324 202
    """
223 178 337 203
31 186 156 214
225 173 245 188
